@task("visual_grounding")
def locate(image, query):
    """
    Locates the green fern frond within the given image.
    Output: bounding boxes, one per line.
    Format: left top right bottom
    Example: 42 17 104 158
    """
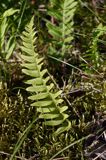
47 0 77 57
21 17 71 135
86 23 106 68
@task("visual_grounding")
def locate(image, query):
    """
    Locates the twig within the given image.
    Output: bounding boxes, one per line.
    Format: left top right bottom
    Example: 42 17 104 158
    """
53 157 69 160
93 150 106 160
0 151 28 160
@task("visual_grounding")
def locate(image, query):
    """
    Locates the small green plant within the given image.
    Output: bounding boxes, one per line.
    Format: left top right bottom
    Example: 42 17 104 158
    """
0 8 18 60
85 23 106 68
0 8 19 87
21 17 71 135
46 0 78 57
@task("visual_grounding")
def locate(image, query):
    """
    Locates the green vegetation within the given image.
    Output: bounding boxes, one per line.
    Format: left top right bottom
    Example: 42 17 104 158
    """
0 0 106 160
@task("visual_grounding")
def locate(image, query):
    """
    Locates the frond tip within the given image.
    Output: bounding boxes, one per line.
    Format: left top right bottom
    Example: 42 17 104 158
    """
21 17 71 135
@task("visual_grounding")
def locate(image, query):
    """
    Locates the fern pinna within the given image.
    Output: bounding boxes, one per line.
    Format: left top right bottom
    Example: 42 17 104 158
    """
47 0 77 57
21 17 71 135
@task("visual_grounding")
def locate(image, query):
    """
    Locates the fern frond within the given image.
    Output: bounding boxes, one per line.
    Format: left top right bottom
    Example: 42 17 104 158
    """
21 17 71 135
86 23 106 68
47 0 77 57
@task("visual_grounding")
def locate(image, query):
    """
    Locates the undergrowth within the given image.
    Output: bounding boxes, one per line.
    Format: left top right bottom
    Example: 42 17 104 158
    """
0 0 106 160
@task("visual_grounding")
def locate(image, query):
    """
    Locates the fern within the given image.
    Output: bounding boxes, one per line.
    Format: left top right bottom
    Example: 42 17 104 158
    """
86 23 106 68
21 17 71 135
46 0 77 57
